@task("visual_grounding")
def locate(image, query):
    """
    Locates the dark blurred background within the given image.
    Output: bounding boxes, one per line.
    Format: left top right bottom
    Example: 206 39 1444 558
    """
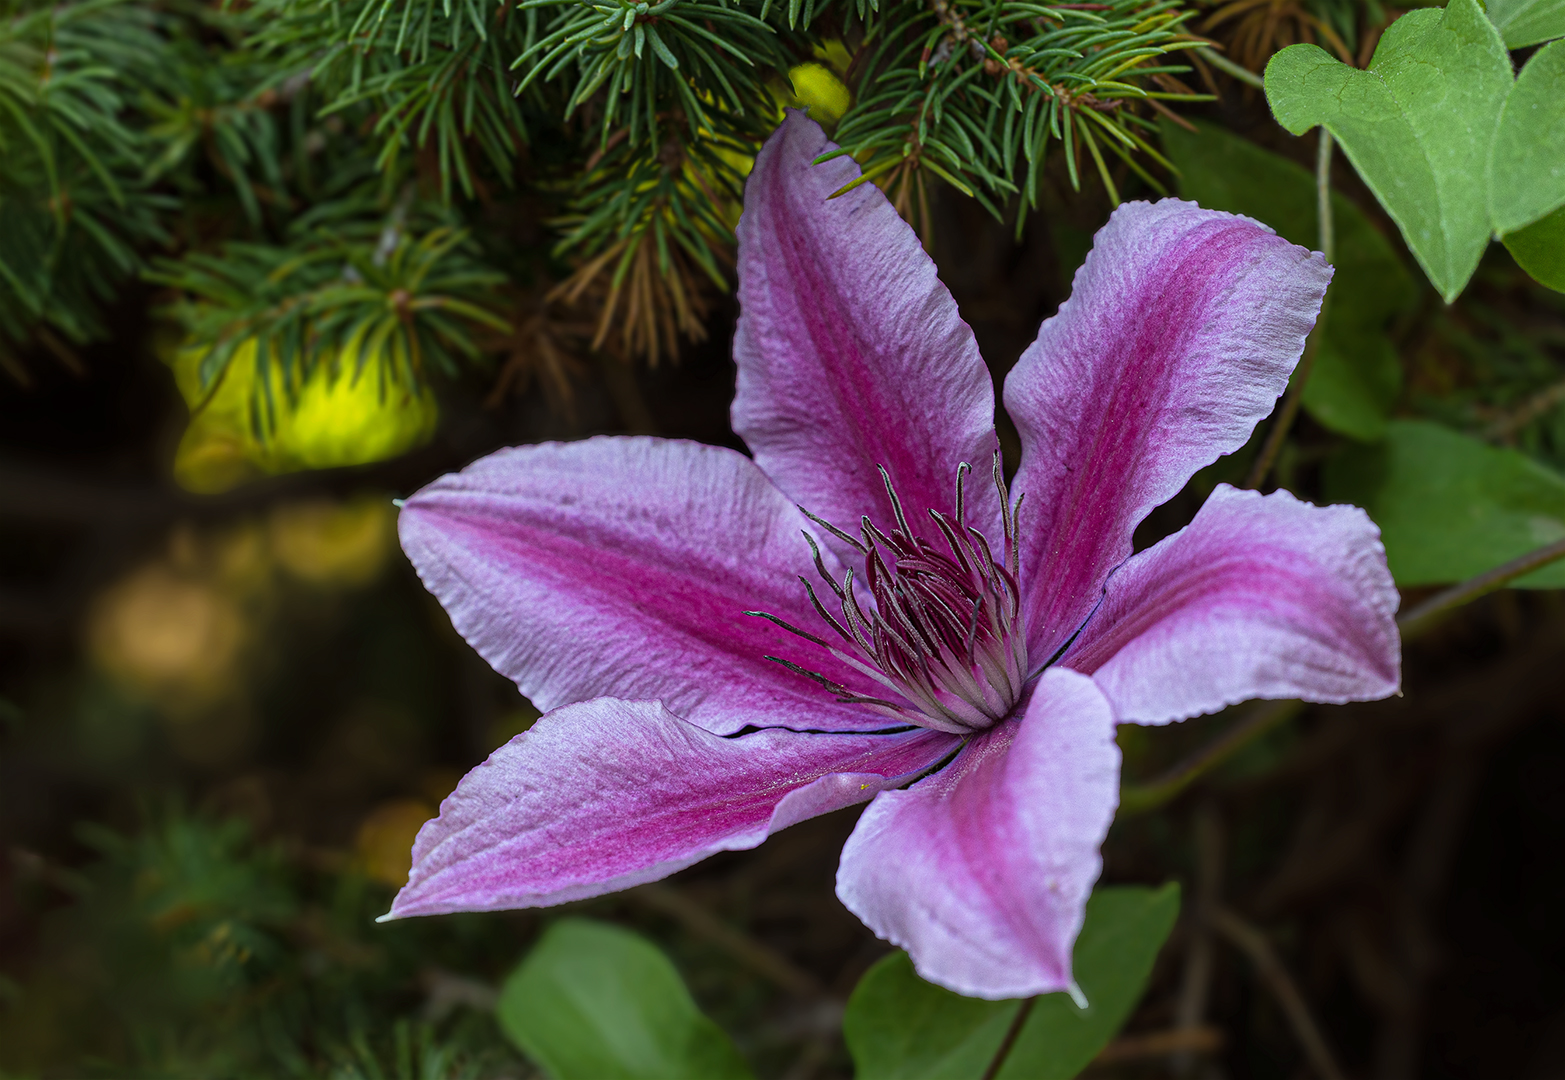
4 61 1565 1080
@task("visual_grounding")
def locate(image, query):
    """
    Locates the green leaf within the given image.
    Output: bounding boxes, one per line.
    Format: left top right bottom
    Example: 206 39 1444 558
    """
496 919 753 1080
1303 336 1405 441
1322 419 1565 587
1158 119 1415 440
1504 204 1565 291
1264 0 1514 302
846 957 1022 1080
844 884 1181 1080
1485 0 1565 47
1489 40 1565 236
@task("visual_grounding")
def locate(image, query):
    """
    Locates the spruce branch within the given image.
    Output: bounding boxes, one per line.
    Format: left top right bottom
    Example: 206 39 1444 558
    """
828 0 1207 219
251 0 532 198
0 0 171 373
547 127 739 362
510 0 790 148
148 213 509 436
141 42 288 225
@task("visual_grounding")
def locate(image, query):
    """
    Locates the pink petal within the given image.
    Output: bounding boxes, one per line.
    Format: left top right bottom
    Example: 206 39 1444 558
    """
835 669 1121 999
1004 200 1332 663
1063 484 1400 724
399 436 884 735
733 111 1002 556
386 697 958 918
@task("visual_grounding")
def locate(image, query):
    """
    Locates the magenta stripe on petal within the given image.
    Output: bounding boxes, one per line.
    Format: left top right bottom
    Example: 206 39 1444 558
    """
733 111 1001 558
1004 200 1331 663
399 436 885 736
1063 484 1400 724
835 668 1121 999
386 698 958 918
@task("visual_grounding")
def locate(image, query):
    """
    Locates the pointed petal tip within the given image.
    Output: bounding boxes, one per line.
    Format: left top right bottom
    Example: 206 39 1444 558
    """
900 948 1080 1001
391 437 892 736
392 698 956 920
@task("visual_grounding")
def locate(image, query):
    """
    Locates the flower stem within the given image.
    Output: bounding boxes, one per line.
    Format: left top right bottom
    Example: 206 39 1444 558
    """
1396 536 1565 638
1118 699 1304 816
980 996 1038 1080
1244 130 1335 491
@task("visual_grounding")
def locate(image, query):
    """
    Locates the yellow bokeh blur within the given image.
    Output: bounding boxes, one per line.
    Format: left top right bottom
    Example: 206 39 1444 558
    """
88 495 398 725
169 337 438 494
268 496 396 588
88 564 246 710
355 798 435 888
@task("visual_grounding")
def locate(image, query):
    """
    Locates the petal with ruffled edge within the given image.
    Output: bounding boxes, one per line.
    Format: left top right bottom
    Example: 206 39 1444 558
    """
1003 200 1332 663
835 668 1120 999
733 111 1002 556
399 436 884 736
384 698 958 918
1062 484 1400 725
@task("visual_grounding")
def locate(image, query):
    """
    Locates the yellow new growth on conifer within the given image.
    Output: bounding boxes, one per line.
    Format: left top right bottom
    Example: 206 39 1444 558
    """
168 336 439 493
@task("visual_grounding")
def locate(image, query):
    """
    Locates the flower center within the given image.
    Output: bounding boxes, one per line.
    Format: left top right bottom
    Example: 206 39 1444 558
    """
751 457 1029 735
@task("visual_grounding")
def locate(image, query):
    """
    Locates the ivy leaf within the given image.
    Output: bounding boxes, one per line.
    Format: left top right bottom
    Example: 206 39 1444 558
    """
1158 119 1415 440
1489 40 1565 238
844 884 1180 1080
1485 0 1565 47
496 918 754 1080
1264 0 1514 302
1504 205 1565 292
1323 420 1565 587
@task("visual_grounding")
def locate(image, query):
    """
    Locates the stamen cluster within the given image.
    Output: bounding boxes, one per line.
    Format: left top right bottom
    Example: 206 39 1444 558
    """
753 457 1030 735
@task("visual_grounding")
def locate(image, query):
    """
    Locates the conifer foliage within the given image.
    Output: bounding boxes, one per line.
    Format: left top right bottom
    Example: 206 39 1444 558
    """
0 0 1203 412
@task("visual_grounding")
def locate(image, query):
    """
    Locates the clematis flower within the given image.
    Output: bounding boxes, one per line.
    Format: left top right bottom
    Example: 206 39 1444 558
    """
385 112 1400 999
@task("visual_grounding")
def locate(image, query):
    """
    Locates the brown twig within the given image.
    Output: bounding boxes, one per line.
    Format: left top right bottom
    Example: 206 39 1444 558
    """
629 883 824 998
1173 802 1224 1073
1095 1025 1224 1063
1481 378 1565 442
1210 907 1346 1080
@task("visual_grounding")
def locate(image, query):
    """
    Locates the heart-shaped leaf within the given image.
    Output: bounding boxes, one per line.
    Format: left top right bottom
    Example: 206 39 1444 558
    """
1486 0 1565 47
1265 0 1514 302
1504 205 1565 292
1489 40 1565 237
